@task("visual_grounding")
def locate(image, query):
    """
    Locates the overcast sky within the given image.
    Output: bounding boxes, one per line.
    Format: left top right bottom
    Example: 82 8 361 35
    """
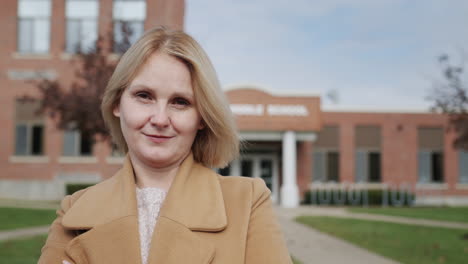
185 0 468 111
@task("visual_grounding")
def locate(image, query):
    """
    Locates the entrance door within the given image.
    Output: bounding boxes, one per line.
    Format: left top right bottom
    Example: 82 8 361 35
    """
240 154 279 203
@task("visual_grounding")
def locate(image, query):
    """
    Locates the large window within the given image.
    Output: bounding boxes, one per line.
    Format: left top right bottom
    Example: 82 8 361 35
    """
62 130 93 156
15 123 44 155
17 0 51 53
313 151 339 182
355 150 381 183
66 0 98 53
459 151 468 184
313 126 340 182
418 127 444 183
113 0 146 53
14 100 45 156
355 126 381 183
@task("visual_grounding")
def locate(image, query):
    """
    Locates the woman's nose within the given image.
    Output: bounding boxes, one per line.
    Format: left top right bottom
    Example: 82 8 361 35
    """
149 104 170 128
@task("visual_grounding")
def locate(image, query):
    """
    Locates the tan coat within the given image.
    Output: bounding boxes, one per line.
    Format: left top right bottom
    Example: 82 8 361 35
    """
38 153 293 264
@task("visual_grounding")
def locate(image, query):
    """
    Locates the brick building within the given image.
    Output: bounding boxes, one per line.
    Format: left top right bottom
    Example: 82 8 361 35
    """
1 0 468 206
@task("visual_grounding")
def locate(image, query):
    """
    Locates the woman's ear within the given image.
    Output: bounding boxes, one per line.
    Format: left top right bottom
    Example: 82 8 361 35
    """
198 120 206 130
113 104 120 117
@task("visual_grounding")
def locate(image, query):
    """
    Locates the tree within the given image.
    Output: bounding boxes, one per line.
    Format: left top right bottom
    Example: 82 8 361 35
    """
426 53 468 151
19 23 134 147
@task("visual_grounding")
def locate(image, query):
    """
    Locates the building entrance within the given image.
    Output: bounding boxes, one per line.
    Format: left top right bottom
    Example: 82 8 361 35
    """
239 154 279 203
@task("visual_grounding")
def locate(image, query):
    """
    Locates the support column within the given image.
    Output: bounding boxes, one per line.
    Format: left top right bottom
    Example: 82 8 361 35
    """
231 159 241 176
281 131 299 207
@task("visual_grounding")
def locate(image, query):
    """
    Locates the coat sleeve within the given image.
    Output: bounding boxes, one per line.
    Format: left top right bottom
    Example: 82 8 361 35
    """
244 178 293 264
38 192 83 264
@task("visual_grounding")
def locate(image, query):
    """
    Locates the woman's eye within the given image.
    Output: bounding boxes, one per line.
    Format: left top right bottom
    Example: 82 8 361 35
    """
135 92 151 100
173 97 190 106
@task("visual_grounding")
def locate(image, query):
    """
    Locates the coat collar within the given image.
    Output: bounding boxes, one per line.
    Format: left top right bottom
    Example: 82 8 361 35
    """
62 152 227 232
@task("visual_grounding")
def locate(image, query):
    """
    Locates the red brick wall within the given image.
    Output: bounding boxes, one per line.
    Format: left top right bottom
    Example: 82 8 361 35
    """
319 111 467 197
0 0 185 182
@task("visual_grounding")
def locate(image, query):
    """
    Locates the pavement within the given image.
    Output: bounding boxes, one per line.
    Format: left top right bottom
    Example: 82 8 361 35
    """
2 202 468 264
274 206 468 264
274 206 401 264
0 225 50 241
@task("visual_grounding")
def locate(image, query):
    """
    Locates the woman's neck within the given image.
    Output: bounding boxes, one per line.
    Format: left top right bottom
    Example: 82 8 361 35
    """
129 152 187 192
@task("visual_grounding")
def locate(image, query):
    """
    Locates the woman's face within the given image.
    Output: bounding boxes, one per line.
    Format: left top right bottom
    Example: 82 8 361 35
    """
113 52 204 168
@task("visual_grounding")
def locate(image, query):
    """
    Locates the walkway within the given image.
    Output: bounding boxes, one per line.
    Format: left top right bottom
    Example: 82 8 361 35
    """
0 226 50 241
277 206 468 230
275 206 401 264
274 206 468 264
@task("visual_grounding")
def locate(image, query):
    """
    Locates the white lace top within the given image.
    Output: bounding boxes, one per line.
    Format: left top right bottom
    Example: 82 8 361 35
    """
136 187 168 264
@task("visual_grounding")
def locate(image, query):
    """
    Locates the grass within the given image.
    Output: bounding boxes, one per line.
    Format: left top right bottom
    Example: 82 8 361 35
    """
0 207 56 231
348 206 468 223
292 256 303 264
0 235 47 264
0 235 303 264
296 215 468 264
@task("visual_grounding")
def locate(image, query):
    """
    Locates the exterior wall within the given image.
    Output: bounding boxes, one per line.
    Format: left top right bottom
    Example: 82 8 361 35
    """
226 88 322 132
0 0 185 199
318 111 468 198
297 141 312 198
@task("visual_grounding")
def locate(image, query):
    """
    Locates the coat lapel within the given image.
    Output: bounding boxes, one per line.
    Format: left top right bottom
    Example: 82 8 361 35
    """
61 152 226 264
147 153 226 264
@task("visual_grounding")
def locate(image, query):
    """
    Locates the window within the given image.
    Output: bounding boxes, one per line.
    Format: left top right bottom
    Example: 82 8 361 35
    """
418 127 444 183
15 123 44 155
17 0 51 53
62 130 93 156
355 126 381 183
355 151 381 182
110 143 125 157
313 151 340 182
113 0 146 53
66 0 98 53
14 100 45 155
218 165 231 176
313 126 340 182
459 151 468 183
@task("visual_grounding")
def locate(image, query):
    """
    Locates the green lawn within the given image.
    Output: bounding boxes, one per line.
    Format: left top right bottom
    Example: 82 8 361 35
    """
348 206 468 223
0 207 56 231
296 216 468 264
292 256 302 264
0 235 46 264
0 234 302 264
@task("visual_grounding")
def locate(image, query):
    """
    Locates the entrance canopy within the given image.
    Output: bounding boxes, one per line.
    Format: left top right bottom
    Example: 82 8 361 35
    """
225 85 321 207
225 86 322 131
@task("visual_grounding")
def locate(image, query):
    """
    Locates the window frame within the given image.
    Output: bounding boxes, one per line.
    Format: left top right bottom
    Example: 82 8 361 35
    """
459 150 468 184
65 0 99 54
112 19 144 53
17 0 51 54
418 149 445 183
355 148 381 183
14 121 45 156
62 129 94 157
313 148 340 183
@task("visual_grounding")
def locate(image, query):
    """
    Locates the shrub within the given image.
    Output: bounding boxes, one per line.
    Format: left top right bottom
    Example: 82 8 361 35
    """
302 188 415 206
66 183 95 195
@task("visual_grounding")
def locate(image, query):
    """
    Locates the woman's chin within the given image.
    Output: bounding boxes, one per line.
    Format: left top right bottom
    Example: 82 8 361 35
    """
139 152 176 168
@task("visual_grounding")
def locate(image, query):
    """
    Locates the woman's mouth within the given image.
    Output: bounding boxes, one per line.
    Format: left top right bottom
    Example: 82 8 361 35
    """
144 134 174 143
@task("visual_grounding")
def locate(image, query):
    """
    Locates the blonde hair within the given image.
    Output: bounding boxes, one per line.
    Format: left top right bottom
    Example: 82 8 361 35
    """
101 27 239 168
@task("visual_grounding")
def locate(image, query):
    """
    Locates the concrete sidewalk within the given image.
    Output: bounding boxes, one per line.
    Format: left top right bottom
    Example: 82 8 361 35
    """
277 206 468 230
275 206 401 264
0 226 49 241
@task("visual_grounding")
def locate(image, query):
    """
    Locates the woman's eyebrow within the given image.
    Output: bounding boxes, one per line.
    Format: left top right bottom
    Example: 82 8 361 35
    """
172 92 194 99
128 84 152 91
128 84 194 99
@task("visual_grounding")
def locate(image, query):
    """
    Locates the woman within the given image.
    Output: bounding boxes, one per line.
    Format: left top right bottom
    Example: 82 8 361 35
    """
39 27 292 264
